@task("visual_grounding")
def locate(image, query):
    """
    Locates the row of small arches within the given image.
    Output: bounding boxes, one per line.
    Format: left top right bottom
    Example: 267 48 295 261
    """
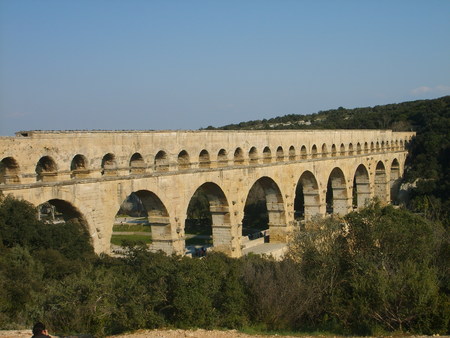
0 139 407 183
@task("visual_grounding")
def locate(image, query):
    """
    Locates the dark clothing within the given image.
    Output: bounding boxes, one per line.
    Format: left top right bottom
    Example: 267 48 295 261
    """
32 334 51 338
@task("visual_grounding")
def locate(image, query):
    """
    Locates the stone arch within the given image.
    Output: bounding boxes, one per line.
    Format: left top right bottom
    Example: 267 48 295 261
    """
133 190 172 253
400 140 404 149
364 142 369 154
370 142 375 152
199 149 211 168
36 156 58 181
381 141 385 151
262 146 272 163
340 143 346 156
234 147 244 165
376 141 380 152
311 144 318 158
70 154 89 178
321 143 328 158
390 159 401 203
386 141 390 150
217 149 228 167
276 146 284 162
243 176 286 243
249 147 258 164
294 170 321 221
0 157 20 184
101 153 117 176
300 145 307 159
348 143 354 155
185 182 233 254
331 144 337 157
129 152 146 174
178 150 190 170
326 167 350 215
356 142 362 154
374 161 388 202
395 140 399 150
155 150 169 172
353 164 370 209
288 146 296 161
37 198 93 246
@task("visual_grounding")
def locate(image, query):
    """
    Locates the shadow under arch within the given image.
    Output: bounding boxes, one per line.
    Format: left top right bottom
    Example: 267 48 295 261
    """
185 182 232 255
325 167 349 215
390 158 401 203
38 198 93 244
294 170 320 222
353 164 370 209
243 176 286 243
0 157 20 184
374 161 388 202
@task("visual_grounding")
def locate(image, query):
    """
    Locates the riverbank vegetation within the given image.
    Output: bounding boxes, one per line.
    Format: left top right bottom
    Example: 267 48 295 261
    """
0 196 448 336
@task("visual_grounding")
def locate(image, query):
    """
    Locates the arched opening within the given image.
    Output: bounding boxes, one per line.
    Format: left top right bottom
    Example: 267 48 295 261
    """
325 168 349 215
311 145 318 158
276 146 284 162
37 199 93 252
178 150 190 170
376 142 380 152
294 171 320 222
386 141 390 150
356 143 362 155
353 164 370 209
111 190 171 254
321 143 328 158
400 140 404 150
199 150 211 169
370 142 375 152
0 157 20 184
390 159 401 203
375 161 388 202
381 141 385 151
129 153 146 174
340 143 346 156
331 144 337 157
36 156 58 181
249 147 258 164
234 148 244 165
395 140 399 150
185 182 232 256
300 145 307 159
101 153 117 176
364 142 369 154
155 150 169 172
243 176 286 243
70 154 89 179
217 149 228 167
348 143 354 156
111 192 151 249
289 146 296 161
262 147 271 163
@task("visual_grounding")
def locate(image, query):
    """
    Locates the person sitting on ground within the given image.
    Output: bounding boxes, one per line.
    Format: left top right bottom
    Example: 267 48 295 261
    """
32 322 51 338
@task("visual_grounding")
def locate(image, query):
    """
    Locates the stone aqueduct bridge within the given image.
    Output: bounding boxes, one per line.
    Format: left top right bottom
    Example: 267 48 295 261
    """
0 130 414 257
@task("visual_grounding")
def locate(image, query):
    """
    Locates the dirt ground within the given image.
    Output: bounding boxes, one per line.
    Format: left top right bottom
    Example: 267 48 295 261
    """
0 328 445 338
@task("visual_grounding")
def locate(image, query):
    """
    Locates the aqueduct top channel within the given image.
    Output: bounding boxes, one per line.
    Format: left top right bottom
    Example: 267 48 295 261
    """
0 129 415 257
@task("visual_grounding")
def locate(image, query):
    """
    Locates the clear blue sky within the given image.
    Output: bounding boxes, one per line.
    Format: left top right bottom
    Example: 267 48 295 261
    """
1 0 449 135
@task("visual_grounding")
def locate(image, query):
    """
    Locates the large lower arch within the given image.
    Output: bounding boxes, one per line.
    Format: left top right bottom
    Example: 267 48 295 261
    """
243 176 286 243
294 171 321 221
326 167 350 215
390 159 401 203
133 190 172 253
374 161 388 202
353 164 370 209
185 182 233 254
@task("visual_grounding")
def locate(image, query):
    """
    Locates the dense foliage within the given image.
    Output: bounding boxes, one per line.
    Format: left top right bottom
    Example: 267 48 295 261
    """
0 196 449 336
207 96 450 226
